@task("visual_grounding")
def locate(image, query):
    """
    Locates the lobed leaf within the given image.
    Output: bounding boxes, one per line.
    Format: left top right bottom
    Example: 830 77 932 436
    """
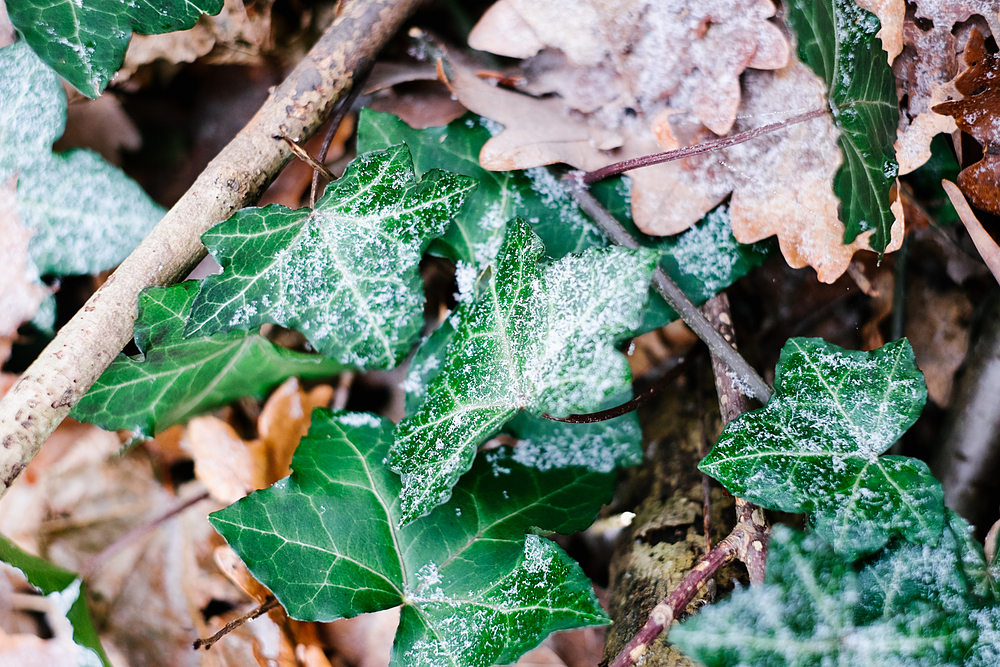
0 534 110 666
6 0 223 97
210 410 610 666
0 43 163 277
670 522 997 666
700 338 942 560
389 219 656 523
72 282 344 437
357 110 772 333
185 144 477 369
786 0 900 252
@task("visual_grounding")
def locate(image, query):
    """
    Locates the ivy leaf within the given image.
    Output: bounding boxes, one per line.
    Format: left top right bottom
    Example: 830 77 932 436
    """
356 110 772 333
72 282 344 437
389 219 656 524
0 43 163 276
0 533 111 666
6 0 223 97
786 0 900 252
209 410 610 666
400 319 643 475
699 338 942 561
669 523 992 667
185 144 477 369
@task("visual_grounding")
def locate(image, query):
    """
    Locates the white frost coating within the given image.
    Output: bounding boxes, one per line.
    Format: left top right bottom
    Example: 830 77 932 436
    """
478 116 504 137
511 417 642 472
521 534 551 574
671 207 743 294
726 369 757 400
454 260 477 303
335 412 382 428
401 352 440 395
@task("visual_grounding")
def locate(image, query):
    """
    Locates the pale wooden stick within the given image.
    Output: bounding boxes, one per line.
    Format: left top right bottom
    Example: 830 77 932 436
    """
942 180 1000 283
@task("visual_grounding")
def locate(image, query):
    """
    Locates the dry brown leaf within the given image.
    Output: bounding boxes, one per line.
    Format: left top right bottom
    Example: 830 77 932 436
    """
856 0 905 63
893 0 1000 174
321 608 400 667
0 176 48 365
182 416 262 504
0 626 98 667
906 276 972 407
255 377 333 483
934 29 1000 215
942 179 1000 283
0 1 14 48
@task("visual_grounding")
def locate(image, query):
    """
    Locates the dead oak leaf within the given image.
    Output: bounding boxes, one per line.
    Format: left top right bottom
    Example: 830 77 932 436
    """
933 28 1000 215
856 0 905 63
893 0 1000 174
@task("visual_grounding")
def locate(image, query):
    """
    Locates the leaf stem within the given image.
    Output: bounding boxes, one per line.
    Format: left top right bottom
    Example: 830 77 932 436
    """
193 596 280 650
541 353 694 423
565 178 773 402
581 108 827 184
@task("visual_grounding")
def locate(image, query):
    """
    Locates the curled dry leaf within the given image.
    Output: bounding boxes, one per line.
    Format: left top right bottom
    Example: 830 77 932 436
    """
934 29 1000 216
0 176 48 365
181 377 334 504
942 179 1000 283
905 276 972 408
893 0 1000 174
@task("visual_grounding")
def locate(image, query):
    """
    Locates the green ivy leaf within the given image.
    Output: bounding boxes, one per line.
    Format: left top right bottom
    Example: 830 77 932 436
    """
0 533 110 666
356 110 772 333
210 410 610 666
669 523 993 667
185 144 477 369
786 0 900 252
0 42 163 276
389 219 656 524
72 282 344 437
6 0 223 97
401 319 643 475
699 338 942 560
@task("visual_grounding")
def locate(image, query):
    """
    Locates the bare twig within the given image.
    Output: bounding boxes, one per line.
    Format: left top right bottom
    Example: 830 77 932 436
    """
193 596 281 650
278 133 337 182
943 179 1000 283
310 61 373 206
581 108 827 184
565 179 773 403
80 491 210 579
0 0 422 497
542 353 694 423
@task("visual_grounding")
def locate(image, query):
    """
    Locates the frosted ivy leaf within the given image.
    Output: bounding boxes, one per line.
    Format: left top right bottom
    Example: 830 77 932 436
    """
670 525 989 667
388 218 657 524
700 337 942 561
72 282 344 436
358 110 772 334
210 411 610 667
0 43 163 277
185 144 476 369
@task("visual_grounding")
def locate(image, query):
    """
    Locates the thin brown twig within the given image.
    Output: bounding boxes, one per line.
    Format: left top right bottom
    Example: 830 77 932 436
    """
581 107 828 184
310 60 373 206
278 134 336 183
80 491 210 579
193 596 280 650
542 353 695 423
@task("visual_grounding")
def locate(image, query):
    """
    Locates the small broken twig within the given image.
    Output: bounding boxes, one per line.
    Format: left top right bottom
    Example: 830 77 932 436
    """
581 108 828 184
193 596 280 650
278 134 337 183
565 178 773 403
310 60 373 206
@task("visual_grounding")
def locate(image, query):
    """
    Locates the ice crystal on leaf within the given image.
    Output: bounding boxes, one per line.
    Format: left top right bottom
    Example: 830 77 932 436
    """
388 218 656 524
671 516 1000 667
209 411 610 667
700 337 942 561
185 144 476 370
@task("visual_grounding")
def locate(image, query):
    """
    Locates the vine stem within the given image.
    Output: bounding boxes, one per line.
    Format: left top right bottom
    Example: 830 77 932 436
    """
0 0 422 497
581 107 827 184
565 178 773 403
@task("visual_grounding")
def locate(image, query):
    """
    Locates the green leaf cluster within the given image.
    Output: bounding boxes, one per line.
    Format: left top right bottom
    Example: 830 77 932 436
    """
786 0 900 253
6 0 223 97
71 281 345 437
210 410 612 667
671 516 1000 666
700 337 941 561
0 43 163 278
